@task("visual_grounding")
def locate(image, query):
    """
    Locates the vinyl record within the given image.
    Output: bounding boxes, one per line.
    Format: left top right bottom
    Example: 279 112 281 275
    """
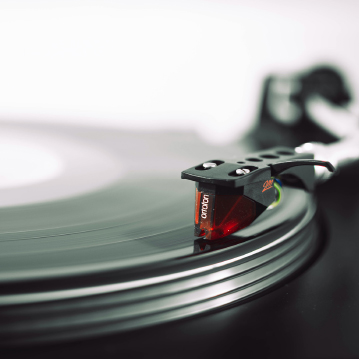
0 123 321 345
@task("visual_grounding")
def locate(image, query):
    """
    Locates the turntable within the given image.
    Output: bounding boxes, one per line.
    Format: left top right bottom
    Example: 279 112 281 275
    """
2 67 359 358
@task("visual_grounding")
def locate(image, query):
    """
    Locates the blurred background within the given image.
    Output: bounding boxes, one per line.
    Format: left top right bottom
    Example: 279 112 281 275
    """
1 0 359 145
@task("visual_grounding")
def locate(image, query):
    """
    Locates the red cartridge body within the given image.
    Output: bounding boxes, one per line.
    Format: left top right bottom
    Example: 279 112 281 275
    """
194 184 259 240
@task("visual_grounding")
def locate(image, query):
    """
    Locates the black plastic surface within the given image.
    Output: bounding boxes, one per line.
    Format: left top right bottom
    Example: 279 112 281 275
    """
181 146 314 189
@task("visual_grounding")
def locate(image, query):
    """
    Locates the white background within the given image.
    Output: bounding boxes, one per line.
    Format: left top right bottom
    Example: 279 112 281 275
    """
0 0 358 144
